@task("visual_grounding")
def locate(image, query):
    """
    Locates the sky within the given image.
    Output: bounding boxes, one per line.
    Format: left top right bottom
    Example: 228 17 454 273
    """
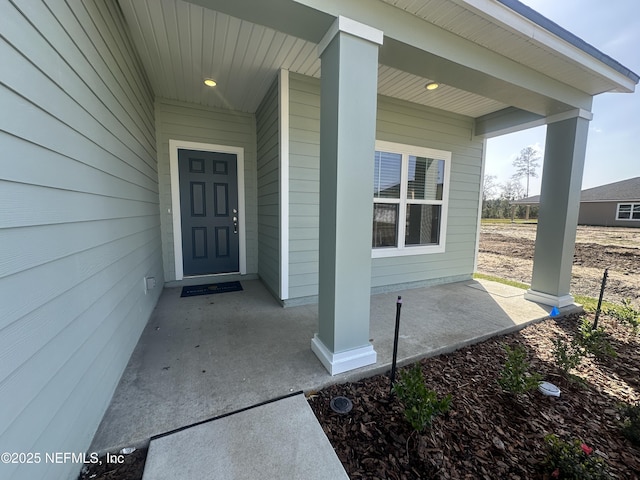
484 0 640 197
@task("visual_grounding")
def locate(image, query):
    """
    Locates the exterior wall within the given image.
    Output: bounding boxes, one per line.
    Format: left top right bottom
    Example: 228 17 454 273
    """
286 73 483 303
579 201 640 227
0 1 162 479
372 97 483 290
155 99 258 281
256 78 281 295
288 74 321 300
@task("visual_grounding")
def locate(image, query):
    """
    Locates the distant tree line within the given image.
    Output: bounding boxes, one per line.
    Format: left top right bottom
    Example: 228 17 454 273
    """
482 146 541 220
481 176 538 219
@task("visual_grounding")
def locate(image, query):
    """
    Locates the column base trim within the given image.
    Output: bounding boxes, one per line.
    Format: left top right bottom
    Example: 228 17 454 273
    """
311 335 377 376
524 289 575 307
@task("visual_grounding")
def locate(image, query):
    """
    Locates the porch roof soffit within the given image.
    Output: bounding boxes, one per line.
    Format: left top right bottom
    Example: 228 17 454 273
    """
128 0 635 125
292 0 607 115
121 0 505 116
197 0 607 114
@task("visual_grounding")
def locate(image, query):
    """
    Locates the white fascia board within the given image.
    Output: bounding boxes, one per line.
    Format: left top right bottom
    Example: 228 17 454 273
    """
455 0 637 92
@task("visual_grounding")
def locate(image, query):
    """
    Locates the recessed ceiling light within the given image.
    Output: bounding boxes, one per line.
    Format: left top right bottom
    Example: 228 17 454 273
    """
204 79 217 87
425 82 439 90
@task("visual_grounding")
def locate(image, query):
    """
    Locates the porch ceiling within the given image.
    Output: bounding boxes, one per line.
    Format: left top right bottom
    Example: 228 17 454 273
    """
118 0 508 116
118 0 633 118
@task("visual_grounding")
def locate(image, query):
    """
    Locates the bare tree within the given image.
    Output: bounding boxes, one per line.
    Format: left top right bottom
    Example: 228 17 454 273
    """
511 146 541 197
482 174 499 201
500 179 525 201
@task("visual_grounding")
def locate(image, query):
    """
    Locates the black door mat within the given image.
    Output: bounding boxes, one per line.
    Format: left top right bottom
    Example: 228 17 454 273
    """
180 281 243 298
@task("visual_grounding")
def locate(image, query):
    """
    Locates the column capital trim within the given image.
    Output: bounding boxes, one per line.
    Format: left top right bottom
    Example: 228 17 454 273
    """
546 108 593 124
318 16 383 56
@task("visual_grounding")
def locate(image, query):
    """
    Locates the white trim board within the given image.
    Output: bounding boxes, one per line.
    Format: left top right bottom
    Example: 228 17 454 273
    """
279 69 290 300
311 335 377 376
524 289 575 308
169 139 247 281
317 16 384 56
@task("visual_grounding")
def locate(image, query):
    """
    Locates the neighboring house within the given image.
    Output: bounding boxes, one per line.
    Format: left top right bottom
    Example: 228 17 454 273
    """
513 177 640 227
1 0 637 478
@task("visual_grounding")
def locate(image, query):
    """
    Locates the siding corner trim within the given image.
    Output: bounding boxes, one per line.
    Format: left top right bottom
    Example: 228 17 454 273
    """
279 69 290 300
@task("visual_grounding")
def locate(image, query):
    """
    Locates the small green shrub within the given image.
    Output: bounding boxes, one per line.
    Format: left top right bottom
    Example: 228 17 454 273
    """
543 434 608 479
551 337 585 376
578 316 616 358
497 344 542 394
392 363 452 432
606 299 640 333
619 402 640 446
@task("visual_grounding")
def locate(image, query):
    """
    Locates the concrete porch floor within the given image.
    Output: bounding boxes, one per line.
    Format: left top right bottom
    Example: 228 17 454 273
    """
90 278 575 453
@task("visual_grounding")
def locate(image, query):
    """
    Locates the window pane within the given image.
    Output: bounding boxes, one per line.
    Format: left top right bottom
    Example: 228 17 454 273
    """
407 157 444 200
405 204 441 245
618 204 631 219
633 204 640 220
373 204 398 247
374 151 402 199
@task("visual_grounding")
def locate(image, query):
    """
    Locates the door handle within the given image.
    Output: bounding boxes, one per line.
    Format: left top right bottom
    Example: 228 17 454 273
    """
233 216 238 234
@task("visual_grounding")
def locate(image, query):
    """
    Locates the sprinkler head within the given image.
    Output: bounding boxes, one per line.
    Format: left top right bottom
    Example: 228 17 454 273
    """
330 396 353 414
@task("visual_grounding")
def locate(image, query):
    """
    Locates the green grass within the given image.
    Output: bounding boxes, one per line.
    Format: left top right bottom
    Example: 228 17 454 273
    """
473 273 530 290
473 273 617 314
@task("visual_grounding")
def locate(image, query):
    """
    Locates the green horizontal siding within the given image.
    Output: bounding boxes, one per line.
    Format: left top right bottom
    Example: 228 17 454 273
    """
0 1 161 479
256 77 281 295
288 74 321 300
286 73 483 299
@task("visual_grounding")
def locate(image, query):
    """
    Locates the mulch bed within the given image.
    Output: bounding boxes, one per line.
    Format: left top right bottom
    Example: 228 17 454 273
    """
80 312 640 480
77 447 146 480
308 312 640 479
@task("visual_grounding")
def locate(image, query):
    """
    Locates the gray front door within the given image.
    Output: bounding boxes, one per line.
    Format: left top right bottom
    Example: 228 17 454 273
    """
178 149 239 275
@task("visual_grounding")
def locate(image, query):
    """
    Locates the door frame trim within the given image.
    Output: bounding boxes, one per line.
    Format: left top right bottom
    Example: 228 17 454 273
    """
169 139 246 280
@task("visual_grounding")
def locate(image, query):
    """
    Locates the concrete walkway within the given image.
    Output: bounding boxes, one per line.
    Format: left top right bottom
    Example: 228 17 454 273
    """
142 392 349 480
90 278 578 457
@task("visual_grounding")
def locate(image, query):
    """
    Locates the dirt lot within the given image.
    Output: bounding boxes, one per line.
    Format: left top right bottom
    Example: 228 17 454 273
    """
477 223 640 306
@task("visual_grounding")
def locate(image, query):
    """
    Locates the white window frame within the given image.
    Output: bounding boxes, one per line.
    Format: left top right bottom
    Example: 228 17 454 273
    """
372 140 451 258
616 202 640 221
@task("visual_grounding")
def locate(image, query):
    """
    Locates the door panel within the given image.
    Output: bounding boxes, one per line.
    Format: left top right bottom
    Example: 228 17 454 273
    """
178 149 239 275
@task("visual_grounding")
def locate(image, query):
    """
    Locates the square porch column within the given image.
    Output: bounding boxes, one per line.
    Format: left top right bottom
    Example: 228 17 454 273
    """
311 17 383 375
525 113 591 307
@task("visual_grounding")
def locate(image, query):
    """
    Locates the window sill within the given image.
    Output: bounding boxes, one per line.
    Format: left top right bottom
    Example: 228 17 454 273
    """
372 244 445 258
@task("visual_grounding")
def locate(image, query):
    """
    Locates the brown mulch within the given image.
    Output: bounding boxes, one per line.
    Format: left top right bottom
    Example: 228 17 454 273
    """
308 312 640 480
77 448 146 480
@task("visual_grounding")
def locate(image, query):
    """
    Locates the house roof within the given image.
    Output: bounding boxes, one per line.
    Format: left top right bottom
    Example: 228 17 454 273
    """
511 177 640 205
497 0 639 85
581 176 640 202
